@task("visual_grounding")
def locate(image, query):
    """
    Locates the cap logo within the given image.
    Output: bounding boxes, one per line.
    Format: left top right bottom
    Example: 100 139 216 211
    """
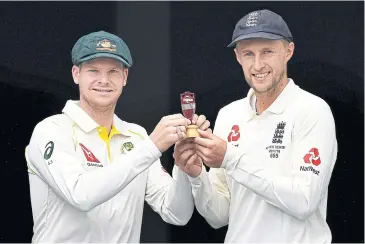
96 39 117 52
245 11 259 27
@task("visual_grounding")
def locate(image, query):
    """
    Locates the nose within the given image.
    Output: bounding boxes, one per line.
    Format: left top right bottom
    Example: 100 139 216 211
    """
253 55 265 71
98 73 109 85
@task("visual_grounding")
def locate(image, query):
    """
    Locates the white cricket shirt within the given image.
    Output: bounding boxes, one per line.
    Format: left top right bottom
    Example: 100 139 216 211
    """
26 100 194 243
189 79 337 243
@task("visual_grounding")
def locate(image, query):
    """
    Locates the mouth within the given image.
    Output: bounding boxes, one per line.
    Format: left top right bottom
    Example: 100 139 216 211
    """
92 88 114 93
252 72 270 79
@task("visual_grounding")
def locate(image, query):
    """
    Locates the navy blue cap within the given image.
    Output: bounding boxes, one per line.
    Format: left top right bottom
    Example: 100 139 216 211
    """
228 9 293 47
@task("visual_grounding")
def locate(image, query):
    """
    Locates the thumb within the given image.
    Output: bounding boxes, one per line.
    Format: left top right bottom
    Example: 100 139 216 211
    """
197 128 214 139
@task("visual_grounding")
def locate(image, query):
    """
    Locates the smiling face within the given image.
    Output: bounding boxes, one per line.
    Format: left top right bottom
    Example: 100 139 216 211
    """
234 38 294 95
71 57 128 113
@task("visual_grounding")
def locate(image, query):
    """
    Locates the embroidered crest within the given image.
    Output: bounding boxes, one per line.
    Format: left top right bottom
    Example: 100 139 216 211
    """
96 39 117 52
246 11 260 27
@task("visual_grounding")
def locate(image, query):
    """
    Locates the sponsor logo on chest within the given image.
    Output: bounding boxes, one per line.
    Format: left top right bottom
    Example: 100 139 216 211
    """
79 143 103 167
227 125 240 147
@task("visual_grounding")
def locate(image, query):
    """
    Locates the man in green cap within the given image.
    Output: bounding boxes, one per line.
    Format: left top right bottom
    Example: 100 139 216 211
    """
25 30 210 243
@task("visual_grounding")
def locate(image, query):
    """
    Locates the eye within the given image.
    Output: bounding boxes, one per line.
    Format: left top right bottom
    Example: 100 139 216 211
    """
88 69 98 73
243 52 253 57
109 69 118 74
263 50 273 54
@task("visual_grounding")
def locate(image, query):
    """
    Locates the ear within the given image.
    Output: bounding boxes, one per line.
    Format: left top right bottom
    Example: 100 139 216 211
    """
71 65 80 85
234 47 243 66
285 42 295 63
122 68 129 87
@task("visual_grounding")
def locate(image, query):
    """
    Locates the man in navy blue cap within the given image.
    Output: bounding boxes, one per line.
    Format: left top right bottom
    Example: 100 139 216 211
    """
25 30 210 243
174 9 337 242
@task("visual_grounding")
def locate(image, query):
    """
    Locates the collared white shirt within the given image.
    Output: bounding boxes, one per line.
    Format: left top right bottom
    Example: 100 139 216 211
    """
26 100 194 243
190 79 337 243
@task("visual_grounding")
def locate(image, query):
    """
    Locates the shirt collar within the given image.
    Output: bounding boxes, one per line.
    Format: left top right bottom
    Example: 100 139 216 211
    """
243 94 256 122
62 100 132 137
266 78 297 114
243 78 297 121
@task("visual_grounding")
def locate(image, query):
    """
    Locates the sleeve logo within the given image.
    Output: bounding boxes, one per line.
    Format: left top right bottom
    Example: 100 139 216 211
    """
303 148 321 166
300 148 321 175
44 141 54 160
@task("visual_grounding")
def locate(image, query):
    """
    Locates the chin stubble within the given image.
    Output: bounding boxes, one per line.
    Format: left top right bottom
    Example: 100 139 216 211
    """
81 93 116 115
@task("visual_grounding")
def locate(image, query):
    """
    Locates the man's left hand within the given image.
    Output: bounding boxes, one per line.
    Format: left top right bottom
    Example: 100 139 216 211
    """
194 129 227 168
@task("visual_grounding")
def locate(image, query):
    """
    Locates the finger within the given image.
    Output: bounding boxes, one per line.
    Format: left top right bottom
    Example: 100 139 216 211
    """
199 120 211 131
178 125 187 133
192 114 199 124
197 128 214 139
170 133 179 144
169 118 190 127
193 155 204 166
180 149 196 166
178 131 186 141
196 115 207 127
174 140 188 158
185 154 200 168
162 114 185 121
195 149 206 163
194 144 207 153
173 126 180 140
206 128 213 134
176 140 195 154
176 127 182 140
164 125 177 136
173 151 178 164
175 135 185 147
177 127 186 140
176 126 184 140
181 149 196 159
194 137 211 148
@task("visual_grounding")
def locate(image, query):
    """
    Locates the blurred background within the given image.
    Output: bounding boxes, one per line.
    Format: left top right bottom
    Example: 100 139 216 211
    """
0 1 363 243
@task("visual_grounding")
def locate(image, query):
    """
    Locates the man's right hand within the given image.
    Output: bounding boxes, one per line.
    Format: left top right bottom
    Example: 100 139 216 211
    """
150 114 190 153
173 139 202 178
